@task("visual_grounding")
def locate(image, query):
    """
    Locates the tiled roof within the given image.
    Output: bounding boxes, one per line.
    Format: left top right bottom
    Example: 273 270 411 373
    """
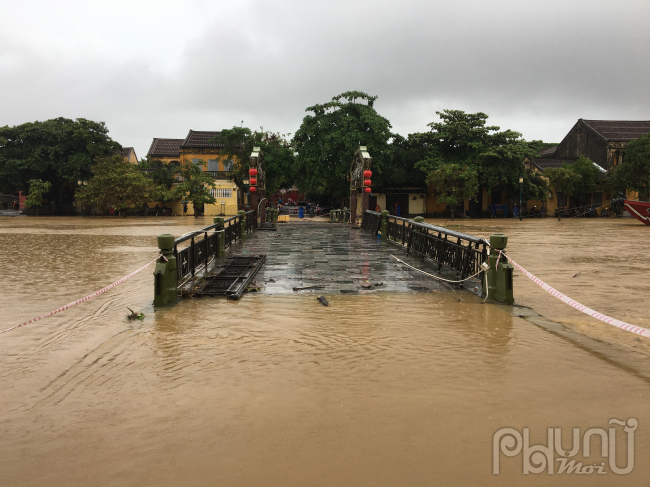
181 130 224 148
536 146 557 158
531 158 576 171
116 147 134 158
582 120 650 142
147 138 184 157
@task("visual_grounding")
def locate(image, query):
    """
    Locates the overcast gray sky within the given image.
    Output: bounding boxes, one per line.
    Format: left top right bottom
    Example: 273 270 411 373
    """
1 0 649 159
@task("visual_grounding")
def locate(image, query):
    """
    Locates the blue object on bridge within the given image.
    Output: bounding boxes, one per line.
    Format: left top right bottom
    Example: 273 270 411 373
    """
298 207 304 218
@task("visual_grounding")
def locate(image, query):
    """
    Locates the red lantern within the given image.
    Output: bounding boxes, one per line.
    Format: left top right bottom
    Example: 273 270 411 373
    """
364 179 372 186
249 168 258 177
365 187 371 193
363 170 372 178
249 178 257 185
250 186 257 192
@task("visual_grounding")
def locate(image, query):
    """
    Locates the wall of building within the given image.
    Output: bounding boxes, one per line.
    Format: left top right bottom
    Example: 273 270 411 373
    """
555 121 608 169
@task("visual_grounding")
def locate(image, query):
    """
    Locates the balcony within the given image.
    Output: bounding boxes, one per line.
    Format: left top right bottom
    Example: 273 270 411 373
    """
207 171 233 180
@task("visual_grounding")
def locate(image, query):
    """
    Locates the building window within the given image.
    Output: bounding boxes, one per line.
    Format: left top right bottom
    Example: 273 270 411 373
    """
207 159 218 172
210 188 232 198
224 159 234 171
593 192 603 207
192 158 202 166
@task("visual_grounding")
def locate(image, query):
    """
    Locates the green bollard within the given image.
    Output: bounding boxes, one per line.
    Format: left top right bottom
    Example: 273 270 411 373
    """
342 207 348 223
153 234 178 306
214 217 225 257
411 216 425 253
381 210 390 240
332 209 338 222
238 210 246 241
485 233 514 304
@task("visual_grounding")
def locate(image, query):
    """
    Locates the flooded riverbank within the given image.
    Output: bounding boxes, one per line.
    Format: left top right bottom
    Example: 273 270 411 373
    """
1 216 649 486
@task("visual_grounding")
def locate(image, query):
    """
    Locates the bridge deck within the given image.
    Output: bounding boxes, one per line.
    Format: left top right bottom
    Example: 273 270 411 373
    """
231 221 471 295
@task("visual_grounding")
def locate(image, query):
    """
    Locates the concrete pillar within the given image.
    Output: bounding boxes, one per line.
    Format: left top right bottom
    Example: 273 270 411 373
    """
153 234 178 307
485 233 514 304
362 190 370 215
350 190 357 224
214 217 225 257
238 210 246 241
381 210 390 241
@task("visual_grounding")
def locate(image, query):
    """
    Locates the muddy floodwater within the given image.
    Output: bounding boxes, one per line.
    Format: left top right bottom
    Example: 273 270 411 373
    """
1 216 650 486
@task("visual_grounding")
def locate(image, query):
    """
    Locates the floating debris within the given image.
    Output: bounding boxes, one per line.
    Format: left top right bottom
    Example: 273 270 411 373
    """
127 308 144 320
572 272 582 278
293 285 325 291
317 295 328 306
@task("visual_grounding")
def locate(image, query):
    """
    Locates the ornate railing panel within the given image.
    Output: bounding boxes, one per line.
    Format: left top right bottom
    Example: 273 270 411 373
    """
364 211 489 280
361 210 382 234
174 213 255 282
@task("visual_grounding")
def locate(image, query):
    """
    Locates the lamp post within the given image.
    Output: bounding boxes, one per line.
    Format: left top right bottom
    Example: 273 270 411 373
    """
77 180 86 217
518 176 523 221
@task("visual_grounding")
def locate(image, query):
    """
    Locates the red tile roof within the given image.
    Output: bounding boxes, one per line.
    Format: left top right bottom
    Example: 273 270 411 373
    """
147 138 184 157
582 120 650 142
181 130 224 148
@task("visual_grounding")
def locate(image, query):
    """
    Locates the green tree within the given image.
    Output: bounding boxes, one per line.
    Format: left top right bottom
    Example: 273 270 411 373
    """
293 91 393 203
543 165 582 201
426 164 478 220
0 118 121 207
213 128 296 200
23 179 52 215
613 133 650 200
413 110 547 213
138 156 178 202
170 160 216 216
570 156 602 200
75 155 153 215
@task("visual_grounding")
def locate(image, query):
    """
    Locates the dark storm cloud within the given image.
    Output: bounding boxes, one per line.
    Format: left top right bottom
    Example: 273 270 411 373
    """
1 0 649 156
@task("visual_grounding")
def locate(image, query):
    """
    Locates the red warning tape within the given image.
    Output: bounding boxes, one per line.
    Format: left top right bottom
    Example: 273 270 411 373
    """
499 251 650 338
1 254 168 335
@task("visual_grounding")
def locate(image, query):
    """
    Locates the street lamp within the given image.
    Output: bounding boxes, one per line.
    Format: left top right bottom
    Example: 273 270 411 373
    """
518 176 523 221
77 180 87 217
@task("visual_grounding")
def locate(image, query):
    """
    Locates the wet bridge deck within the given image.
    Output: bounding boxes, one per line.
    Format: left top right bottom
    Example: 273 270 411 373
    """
225 220 476 295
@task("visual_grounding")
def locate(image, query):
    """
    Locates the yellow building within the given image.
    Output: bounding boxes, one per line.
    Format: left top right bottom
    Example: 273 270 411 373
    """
147 131 243 216
116 147 138 164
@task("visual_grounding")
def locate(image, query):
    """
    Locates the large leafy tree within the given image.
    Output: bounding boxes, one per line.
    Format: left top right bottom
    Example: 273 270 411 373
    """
543 165 582 200
138 156 178 202
426 164 478 220
23 179 52 215
413 110 547 211
0 118 121 204
293 91 393 202
544 156 602 203
213 128 296 200
75 155 154 215
170 160 216 216
612 133 650 200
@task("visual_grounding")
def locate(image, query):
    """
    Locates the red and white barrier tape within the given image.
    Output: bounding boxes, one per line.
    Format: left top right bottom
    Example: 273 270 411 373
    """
1 254 168 335
499 251 650 338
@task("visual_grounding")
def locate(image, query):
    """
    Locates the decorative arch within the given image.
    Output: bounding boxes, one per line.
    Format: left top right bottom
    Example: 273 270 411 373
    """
249 147 266 224
349 146 372 224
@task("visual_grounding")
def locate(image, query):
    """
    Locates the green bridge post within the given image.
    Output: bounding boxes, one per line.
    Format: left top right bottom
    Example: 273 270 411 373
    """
238 210 246 241
214 217 225 258
486 233 514 304
153 234 178 306
381 210 389 241
341 208 347 223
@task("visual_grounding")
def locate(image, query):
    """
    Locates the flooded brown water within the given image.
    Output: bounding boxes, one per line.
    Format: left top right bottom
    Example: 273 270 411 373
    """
1 216 649 486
